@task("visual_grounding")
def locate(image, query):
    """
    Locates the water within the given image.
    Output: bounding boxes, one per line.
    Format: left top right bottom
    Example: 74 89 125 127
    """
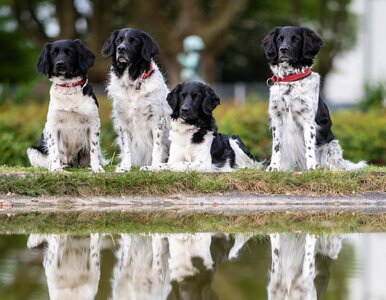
0 233 385 300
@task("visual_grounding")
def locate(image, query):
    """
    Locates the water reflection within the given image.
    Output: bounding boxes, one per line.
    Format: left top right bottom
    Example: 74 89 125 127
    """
0 233 385 299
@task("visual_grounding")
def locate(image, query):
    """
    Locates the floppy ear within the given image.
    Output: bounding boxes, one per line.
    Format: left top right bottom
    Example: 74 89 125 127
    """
140 31 160 62
36 43 52 75
167 84 181 119
202 84 220 116
262 27 281 61
302 27 323 60
74 39 95 74
101 30 119 57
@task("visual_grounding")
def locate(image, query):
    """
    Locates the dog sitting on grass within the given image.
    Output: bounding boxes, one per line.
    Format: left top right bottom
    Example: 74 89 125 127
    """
27 39 106 172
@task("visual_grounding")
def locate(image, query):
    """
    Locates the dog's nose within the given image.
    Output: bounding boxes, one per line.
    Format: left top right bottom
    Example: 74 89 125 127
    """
181 106 191 113
279 46 289 54
117 45 126 53
56 61 65 67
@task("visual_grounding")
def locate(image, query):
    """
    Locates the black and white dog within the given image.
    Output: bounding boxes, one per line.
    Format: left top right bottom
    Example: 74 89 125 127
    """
142 81 262 172
27 39 106 173
102 28 171 173
262 26 366 171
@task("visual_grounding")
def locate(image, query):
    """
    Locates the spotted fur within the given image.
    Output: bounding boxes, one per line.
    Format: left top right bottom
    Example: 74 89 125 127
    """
27 39 105 173
102 28 170 172
263 26 366 171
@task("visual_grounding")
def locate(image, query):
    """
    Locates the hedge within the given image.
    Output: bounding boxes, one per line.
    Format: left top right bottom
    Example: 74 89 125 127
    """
0 98 385 166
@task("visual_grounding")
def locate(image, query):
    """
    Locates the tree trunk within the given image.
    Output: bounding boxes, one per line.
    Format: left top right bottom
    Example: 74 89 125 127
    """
54 0 77 39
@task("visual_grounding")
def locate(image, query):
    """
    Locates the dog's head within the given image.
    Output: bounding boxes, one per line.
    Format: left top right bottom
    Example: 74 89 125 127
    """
166 82 220 123
101 28 159 78
262 26 323 67
36 39 95 78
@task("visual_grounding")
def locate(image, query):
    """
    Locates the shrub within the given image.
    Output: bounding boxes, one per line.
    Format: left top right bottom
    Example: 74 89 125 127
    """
0 98 385 166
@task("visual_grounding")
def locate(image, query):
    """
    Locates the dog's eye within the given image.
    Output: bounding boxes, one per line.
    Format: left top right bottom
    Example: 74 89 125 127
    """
51 48 59 56
115 37 123 45
181 92 187 98
192 93 197 98
277 36 284 42
64 49 72 55
129 38 138 45
291 36 298 42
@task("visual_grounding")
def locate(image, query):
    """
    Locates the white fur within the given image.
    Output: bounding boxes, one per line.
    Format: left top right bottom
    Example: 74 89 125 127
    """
267 233 343 300
27 76 105 173
27 233 101 300
106 62 171 172
110 234 171 300
142 119 261 172
267 63 366 171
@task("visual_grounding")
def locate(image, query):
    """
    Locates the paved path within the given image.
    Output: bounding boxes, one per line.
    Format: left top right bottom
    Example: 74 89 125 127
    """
1 192 385 214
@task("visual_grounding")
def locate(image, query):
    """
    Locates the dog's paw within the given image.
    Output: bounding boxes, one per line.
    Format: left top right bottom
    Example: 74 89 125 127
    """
115 165 131 173
266 165 279 172
307 163 320 171
91 164 105 173
141 164 169 172
50 166 65 172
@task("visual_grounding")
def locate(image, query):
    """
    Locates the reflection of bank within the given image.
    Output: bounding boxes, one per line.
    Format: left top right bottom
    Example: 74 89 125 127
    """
177 35 205 82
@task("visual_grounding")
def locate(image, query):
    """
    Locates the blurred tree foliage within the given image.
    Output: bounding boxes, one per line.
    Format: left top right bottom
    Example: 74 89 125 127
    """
1 0 357 85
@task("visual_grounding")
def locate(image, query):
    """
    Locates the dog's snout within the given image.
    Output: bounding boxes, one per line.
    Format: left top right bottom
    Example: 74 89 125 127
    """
181 106 191 113
56 60 65 67
117 45 126 54
279 46 289 54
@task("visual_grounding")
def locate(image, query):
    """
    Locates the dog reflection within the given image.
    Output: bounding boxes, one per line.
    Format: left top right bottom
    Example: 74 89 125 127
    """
27 234 101 300
267 233 343 300
110 234 171 300
110 233 252 300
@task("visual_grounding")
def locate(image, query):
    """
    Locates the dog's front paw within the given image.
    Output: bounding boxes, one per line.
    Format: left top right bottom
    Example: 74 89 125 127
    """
91 164 105 173
307 163 320 171
115 165 131 173
140 163 169 172
266 165 279 172
50 165 65 172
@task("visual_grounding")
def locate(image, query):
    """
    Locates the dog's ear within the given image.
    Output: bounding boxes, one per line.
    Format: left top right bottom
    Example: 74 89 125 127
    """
36 43 52 76
262 27 281 61
102 30 119 57
202 84 220 116
74 39 95 74
140 31 159 62
167 84 182 119
302 27 323 60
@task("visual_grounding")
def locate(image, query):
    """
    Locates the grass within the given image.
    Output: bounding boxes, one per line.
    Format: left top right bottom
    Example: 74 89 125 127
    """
0 165 385 197
1 211 385 234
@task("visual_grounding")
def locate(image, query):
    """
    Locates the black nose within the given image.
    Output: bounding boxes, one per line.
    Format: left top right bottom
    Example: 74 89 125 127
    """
181 106 191 113
117 45 126 54
56 61 64 67
279 46 289 54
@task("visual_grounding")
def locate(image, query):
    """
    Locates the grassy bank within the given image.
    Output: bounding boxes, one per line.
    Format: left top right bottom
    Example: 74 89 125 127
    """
1 166 385 197
1 210 385 234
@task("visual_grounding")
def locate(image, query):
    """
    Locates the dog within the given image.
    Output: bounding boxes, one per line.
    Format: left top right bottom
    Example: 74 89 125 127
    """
102 28 171 173
262 26 366 171
267 233 343 300
27 39 106 173
27 234 101 300
142 81 262 172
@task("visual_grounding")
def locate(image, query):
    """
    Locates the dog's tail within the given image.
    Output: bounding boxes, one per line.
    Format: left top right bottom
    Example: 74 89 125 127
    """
319 140 367 171
27 147 49 168
229 135 263 169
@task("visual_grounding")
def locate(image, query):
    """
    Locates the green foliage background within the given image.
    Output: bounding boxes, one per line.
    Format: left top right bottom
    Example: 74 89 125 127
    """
1 96 384 167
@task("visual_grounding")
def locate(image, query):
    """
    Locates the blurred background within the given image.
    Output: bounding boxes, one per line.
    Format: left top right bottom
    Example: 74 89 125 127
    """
0 0 385 166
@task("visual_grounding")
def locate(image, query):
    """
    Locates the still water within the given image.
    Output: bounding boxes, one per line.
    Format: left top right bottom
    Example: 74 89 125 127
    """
0 233 385 300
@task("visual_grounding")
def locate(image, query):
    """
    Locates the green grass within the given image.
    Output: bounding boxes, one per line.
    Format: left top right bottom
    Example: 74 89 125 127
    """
0 166 385 197
1 211 385 234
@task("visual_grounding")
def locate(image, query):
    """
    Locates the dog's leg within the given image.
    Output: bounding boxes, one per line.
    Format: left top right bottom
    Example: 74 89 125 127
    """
303 234 316 279
267 123 282 172
89 122 105 173
270 233 281 276
116 128 132 173
90 233 101 276
151 116 166 167
45 127 64 172
303 122 319 170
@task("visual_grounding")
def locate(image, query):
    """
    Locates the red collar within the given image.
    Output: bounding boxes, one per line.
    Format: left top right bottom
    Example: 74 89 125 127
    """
56 79 87 88
267 68 312 86
142 64 154 80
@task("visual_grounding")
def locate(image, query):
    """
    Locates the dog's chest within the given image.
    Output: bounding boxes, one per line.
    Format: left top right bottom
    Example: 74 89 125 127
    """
47 89 97 127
